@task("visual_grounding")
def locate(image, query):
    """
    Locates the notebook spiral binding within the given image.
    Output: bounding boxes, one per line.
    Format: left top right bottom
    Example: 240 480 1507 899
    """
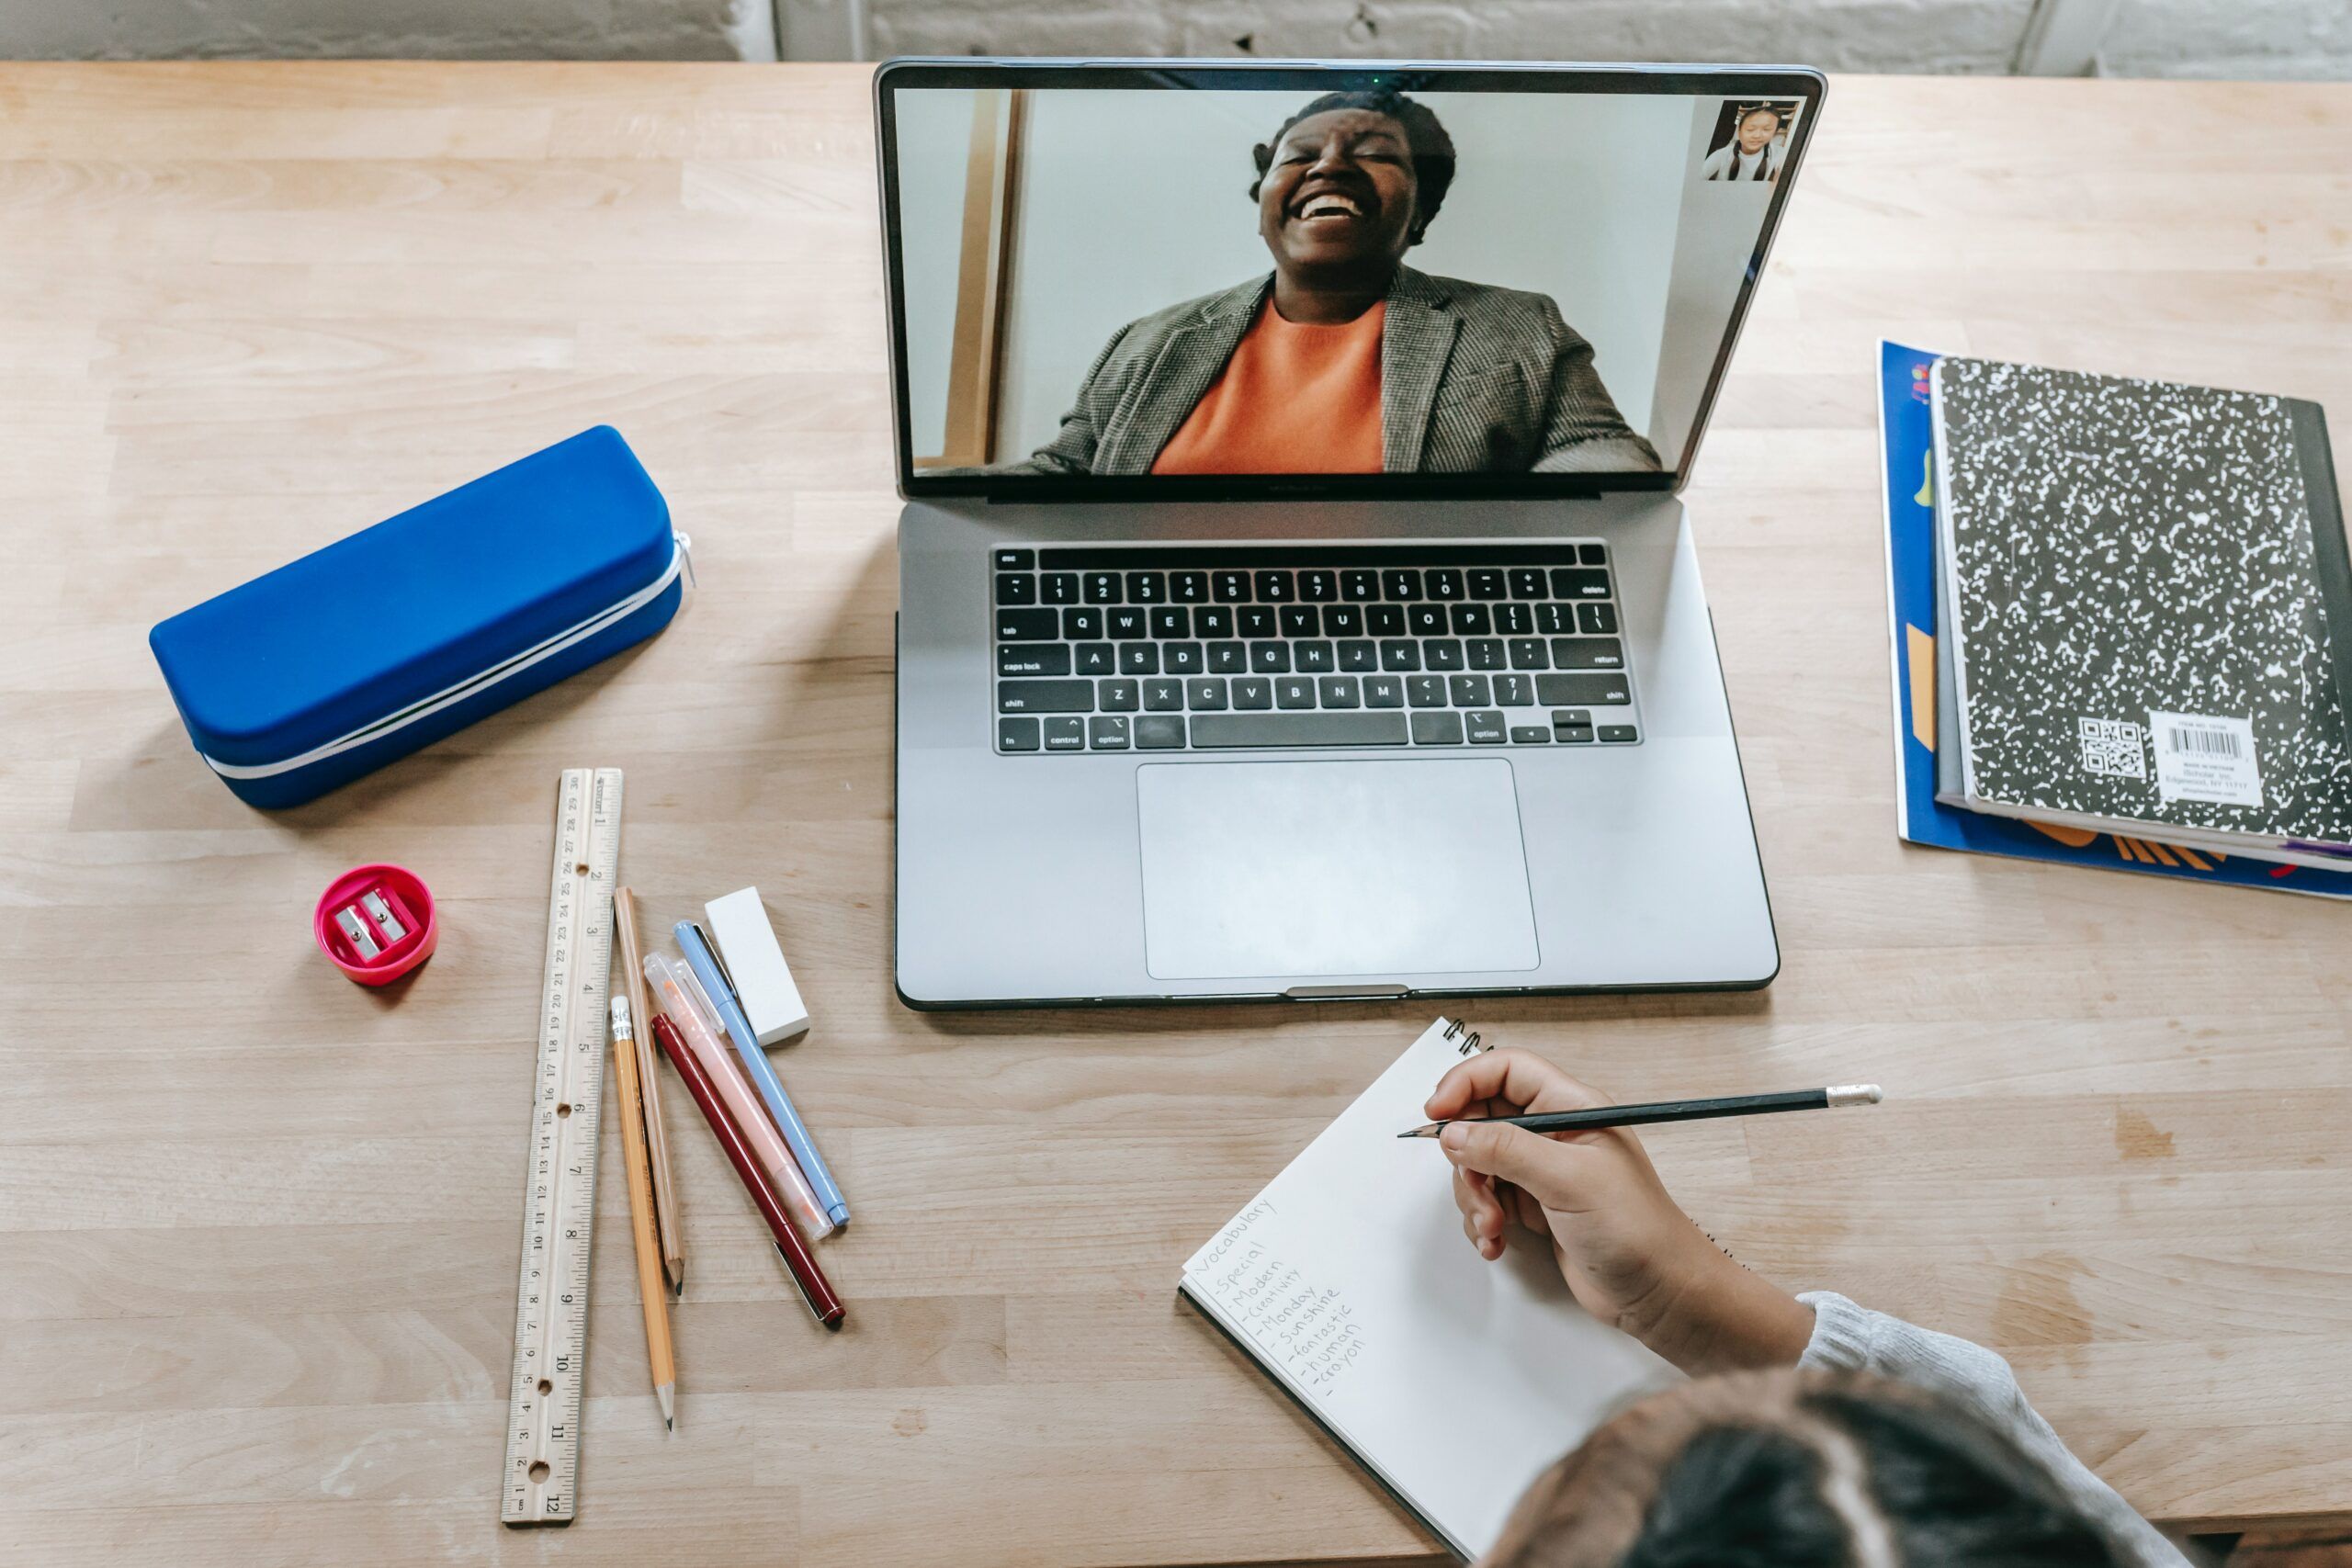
1443 1018 1486 1055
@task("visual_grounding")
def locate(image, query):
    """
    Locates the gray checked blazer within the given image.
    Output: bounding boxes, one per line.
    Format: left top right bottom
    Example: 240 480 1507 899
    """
995 265 1662 475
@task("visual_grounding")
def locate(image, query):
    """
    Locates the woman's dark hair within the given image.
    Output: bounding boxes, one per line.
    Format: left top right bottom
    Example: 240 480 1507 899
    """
1484 1369 2126 1568
1249 90 1456 242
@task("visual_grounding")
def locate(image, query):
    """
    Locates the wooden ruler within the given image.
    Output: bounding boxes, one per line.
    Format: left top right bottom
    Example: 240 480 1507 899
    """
501 767 624 1526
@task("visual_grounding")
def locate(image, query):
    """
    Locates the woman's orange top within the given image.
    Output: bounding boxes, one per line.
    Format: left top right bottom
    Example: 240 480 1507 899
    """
1150 299 1385 474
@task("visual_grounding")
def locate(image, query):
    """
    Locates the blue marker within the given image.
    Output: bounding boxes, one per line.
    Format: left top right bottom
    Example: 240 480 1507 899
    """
674 919 849 1228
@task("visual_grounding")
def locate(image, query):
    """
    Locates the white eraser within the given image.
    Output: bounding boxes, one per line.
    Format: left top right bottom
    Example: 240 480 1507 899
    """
705 886 810 1045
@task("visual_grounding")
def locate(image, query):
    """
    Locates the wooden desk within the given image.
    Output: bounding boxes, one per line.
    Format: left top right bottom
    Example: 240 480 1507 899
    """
2 62 2348 1566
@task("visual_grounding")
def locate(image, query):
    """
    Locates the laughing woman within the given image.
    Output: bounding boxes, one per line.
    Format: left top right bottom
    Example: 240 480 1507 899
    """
1000 90 1663 477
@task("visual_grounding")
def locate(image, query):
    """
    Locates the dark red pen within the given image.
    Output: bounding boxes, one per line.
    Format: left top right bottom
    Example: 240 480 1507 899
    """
651 1012 844 1329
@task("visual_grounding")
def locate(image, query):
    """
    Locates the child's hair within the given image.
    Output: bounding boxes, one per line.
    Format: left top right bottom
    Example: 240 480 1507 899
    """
1484 1368 2123 1567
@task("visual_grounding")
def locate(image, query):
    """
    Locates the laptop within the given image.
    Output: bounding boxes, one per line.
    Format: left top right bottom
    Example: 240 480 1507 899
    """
877 59 1818 1007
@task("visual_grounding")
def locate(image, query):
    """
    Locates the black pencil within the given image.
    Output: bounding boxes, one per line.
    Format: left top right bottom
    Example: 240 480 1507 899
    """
1398 1084 1883 1139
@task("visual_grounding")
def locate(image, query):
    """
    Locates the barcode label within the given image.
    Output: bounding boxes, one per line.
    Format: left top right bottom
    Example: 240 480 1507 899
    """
2147 711 2262 807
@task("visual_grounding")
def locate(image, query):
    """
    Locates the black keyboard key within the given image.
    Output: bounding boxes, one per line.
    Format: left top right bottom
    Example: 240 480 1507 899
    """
1449 603 1492 636
1108 606 1148 639
1062 606 1102 639
1207 641 1247 673
1468 569 1508 601
1275 676 1317 709
1411 711 1465 745
1089 716 1131 750
1368 604 1408 637
1322 604 1363 637
1298 570 1338 603
998 716 1040 751
1214 570 1251 603
1170 570 1209 604
1449 674 1492 706
1119 644 1160 675
1577 602 1619 635
1537 672 1631 705
1082 571 1122 604
1294 641 1334 673
1579 542 1607 566
1187 677 1229 710
997 607 1057 641
1508 638 1550 671
1341 569 1380 602
1379 639 1421 672
995 573 1035 604
1232 677 1273 710
1318 675 1361 708
1553 707 1596 741
1194 604 1233 637
1239 604 1278 638
1125 571 1166 604
1100 679 1140 712
1162 642 1203 674
1465 638 1505 671
1551 567 1611 599
1189 713 1410 749
1042 571 1080 604
1508 568 1547 599
1535 603 1574 635
1279 604 1320 637
1423 639 1464 671
1466 710 1509 745
1407 675 1448 707
998 680 1093 714
1250 641 1292 673
993 547 1035 571
999 644 1070 677
1554 637 1624 671
1426 569 1464 601
1074 643 1115 676
1337 639 1377 671
1364 675 1405 708
1044 716 1086 751
1495 603 1533 637
1510 724 1551 744
1143 678 1185 712
1408 604 1447 637
1383 569 1423 601
1151 606 1191 638
1493 674 1534 706
1600 724 1639 743
1254 570 1295 603
1136 715 1186 750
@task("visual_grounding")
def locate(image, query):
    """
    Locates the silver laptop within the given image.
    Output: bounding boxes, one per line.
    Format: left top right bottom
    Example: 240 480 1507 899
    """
878 59 1818 1007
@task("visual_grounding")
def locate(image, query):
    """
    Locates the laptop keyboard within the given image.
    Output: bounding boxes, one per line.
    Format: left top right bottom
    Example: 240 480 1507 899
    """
990 545 1638 754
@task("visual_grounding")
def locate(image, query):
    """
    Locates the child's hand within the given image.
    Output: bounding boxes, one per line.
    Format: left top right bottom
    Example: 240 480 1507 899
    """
1425 1048 1814 1375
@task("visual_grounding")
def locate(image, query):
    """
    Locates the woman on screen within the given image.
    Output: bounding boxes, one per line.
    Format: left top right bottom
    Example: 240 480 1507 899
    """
999 91 1662 477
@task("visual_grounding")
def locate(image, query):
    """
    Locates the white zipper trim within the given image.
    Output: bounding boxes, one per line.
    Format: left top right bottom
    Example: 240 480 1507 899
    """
203 534 688 782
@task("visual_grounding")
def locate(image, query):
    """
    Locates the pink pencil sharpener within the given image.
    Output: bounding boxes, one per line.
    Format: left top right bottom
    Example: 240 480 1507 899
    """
314 863 438 985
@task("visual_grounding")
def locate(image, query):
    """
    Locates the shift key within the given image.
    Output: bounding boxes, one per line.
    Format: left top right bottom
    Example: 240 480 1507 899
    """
998 679 1095 714
1536 672 1631 706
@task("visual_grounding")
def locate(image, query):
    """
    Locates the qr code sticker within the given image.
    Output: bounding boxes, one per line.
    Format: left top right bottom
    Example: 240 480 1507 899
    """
2078 717 2146 779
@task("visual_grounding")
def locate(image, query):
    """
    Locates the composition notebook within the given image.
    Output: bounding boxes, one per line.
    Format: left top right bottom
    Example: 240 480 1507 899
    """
1178 1018 1678 1560
1931 354 2352 863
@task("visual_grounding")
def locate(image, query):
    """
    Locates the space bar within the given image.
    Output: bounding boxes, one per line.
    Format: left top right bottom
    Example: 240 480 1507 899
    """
1188 713 1411 749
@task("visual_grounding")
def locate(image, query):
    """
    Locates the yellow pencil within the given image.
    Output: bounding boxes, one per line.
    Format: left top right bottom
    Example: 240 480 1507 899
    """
615 887 684 1294
607 994 677 1431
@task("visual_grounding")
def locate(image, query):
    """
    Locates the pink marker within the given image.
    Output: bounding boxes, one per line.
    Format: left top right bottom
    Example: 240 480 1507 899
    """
643 952 834 1240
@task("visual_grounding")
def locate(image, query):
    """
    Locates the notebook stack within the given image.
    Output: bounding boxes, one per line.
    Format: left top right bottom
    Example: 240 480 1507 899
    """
1913 350 2352 874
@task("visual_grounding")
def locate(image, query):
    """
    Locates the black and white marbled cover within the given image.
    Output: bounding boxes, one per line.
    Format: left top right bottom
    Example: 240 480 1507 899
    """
1934 355 2352 842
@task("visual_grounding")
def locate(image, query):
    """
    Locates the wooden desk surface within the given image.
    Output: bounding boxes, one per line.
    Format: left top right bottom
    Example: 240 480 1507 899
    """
3 62 2349 1565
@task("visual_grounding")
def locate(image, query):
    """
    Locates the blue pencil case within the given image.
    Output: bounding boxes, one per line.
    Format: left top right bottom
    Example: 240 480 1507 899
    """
150 426 686 808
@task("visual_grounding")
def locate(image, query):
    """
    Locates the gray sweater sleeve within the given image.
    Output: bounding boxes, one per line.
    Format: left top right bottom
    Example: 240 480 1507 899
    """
1798 1292 2189 1568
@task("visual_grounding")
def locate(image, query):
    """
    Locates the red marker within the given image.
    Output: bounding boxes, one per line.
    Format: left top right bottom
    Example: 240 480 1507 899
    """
651 1012 844 1329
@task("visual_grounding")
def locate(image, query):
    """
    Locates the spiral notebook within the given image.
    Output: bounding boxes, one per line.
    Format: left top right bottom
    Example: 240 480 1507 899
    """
1178 1018 1679 1560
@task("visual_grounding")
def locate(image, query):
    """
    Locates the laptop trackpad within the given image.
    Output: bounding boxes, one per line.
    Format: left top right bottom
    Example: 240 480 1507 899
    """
1136 760 1542 982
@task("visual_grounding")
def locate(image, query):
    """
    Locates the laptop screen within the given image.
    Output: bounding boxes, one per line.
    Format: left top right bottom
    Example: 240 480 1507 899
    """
878 63 1821 497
